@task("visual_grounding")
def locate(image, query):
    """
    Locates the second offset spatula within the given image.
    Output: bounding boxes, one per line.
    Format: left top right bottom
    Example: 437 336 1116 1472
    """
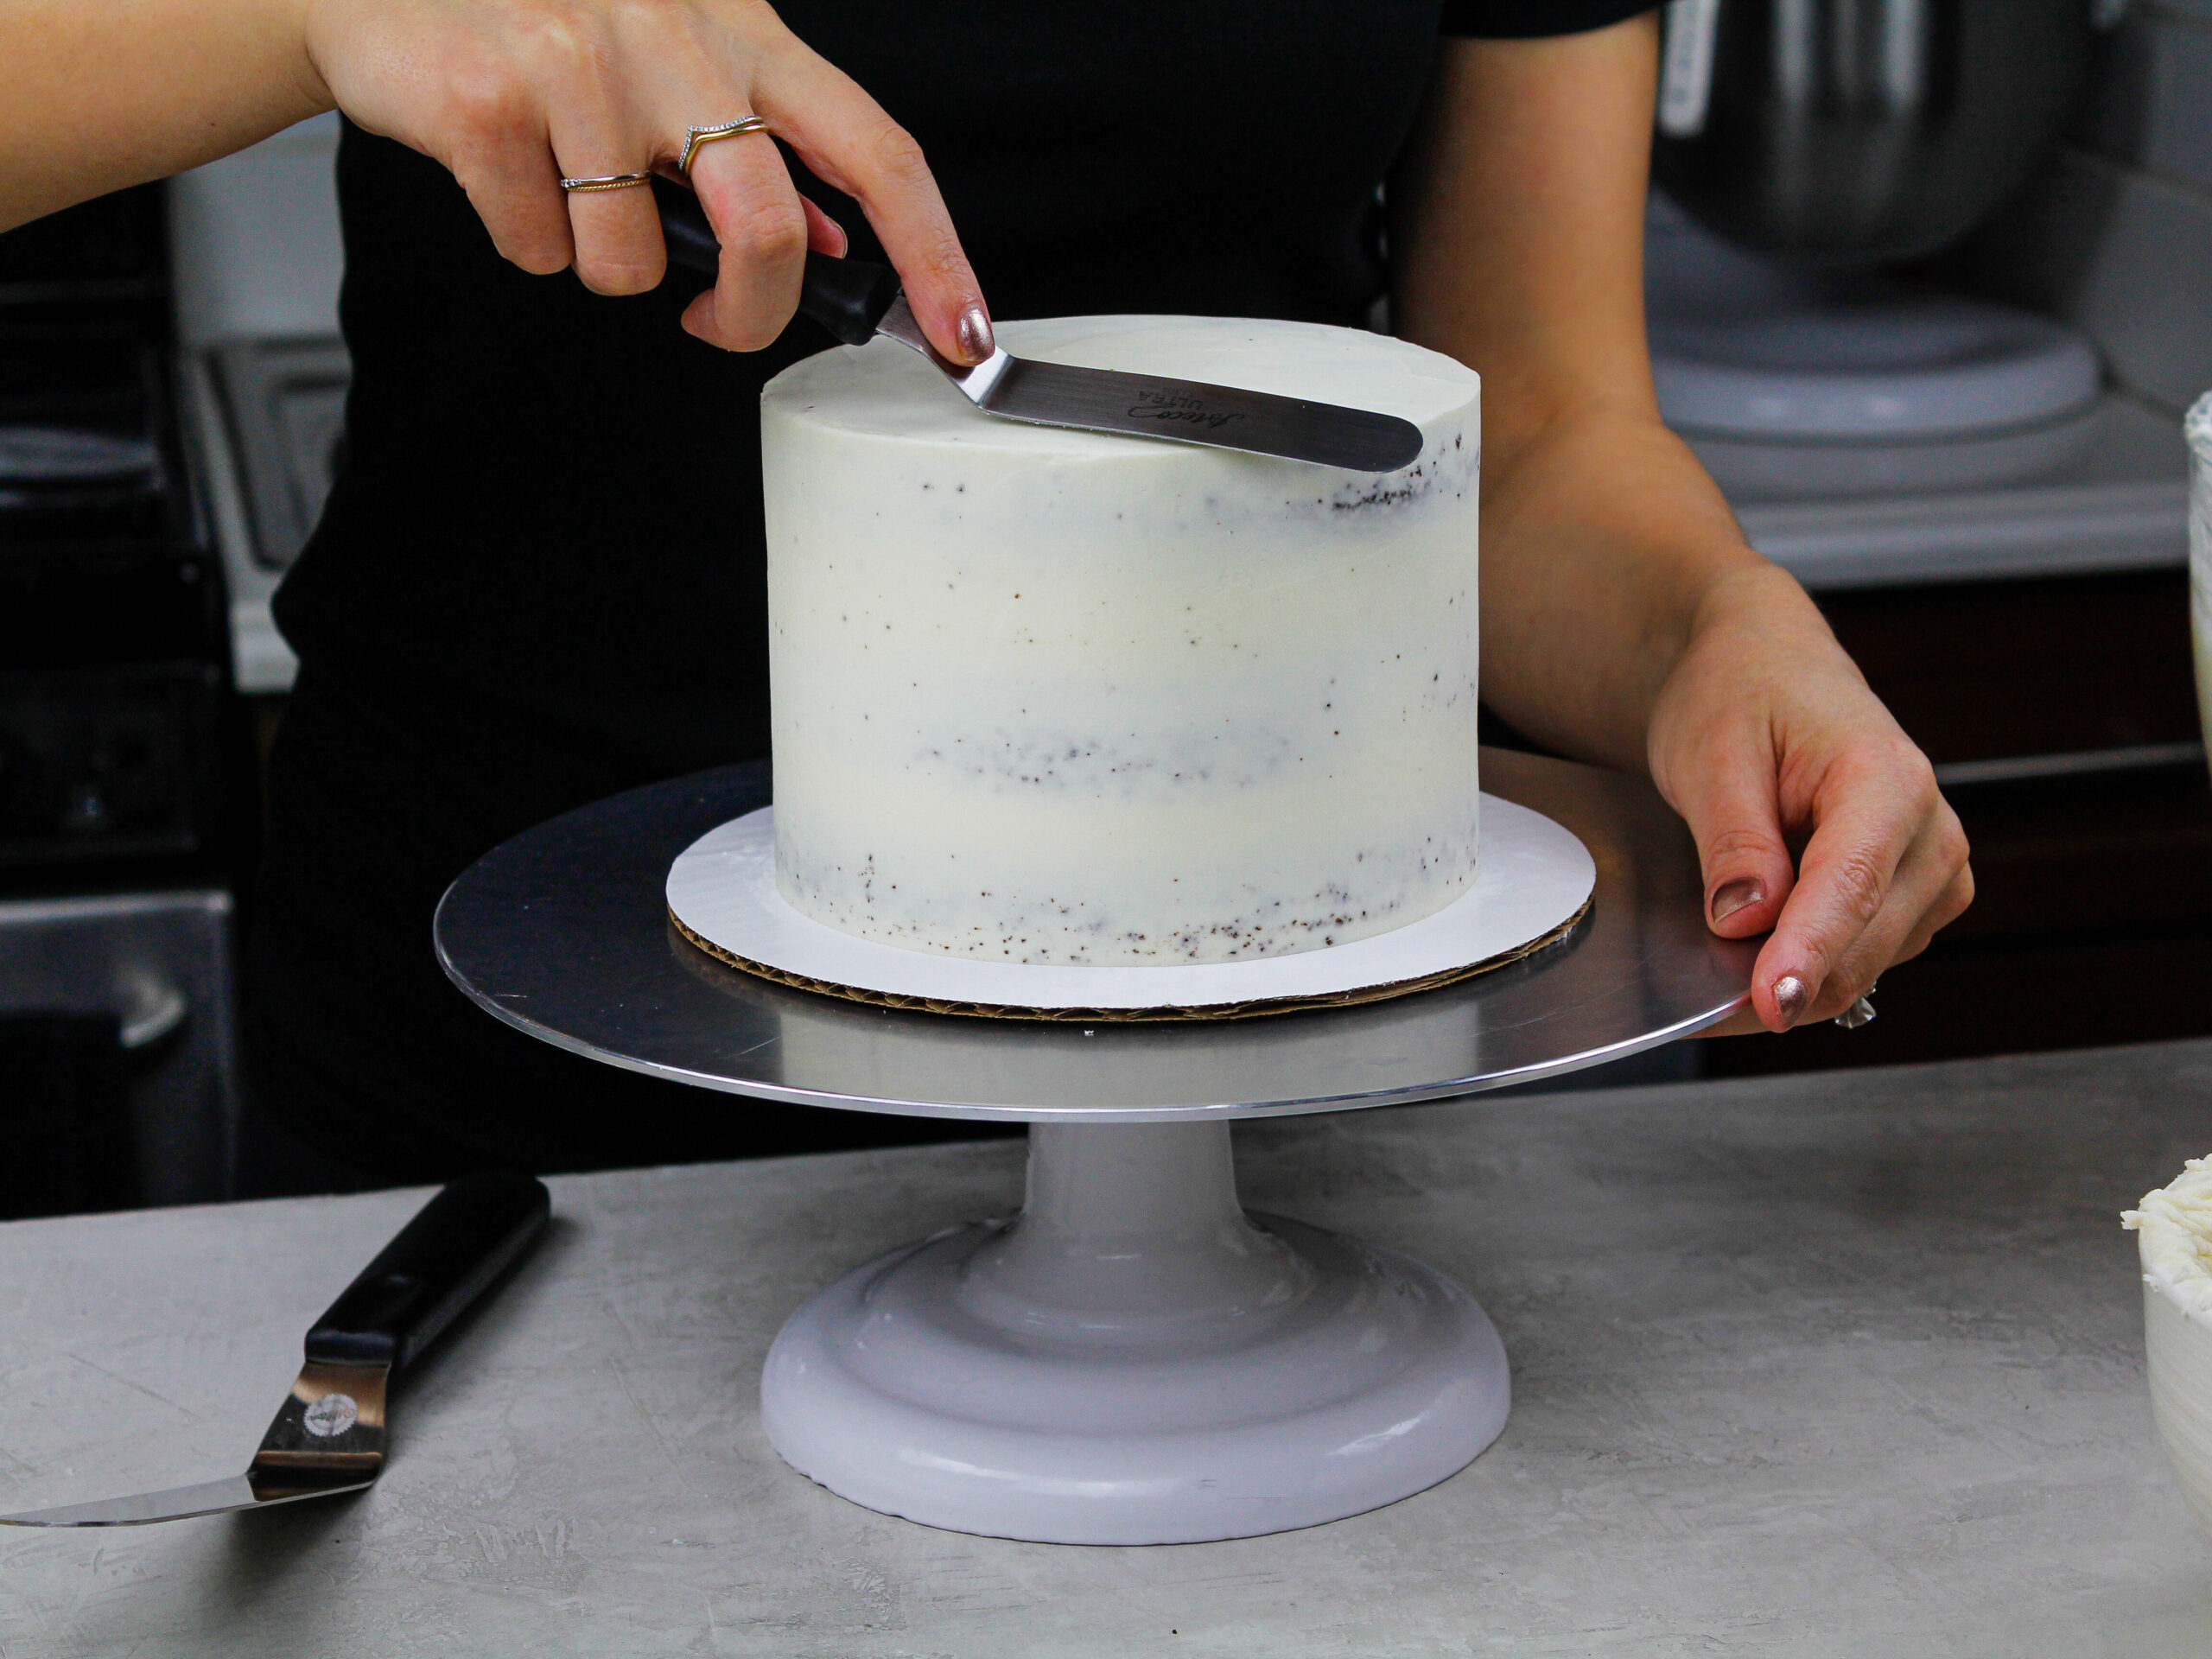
0 1170 549 1528
652 180 1424 474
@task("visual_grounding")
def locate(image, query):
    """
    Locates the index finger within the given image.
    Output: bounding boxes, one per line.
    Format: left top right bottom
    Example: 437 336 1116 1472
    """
1751 756 1927 1029
751 46 991 364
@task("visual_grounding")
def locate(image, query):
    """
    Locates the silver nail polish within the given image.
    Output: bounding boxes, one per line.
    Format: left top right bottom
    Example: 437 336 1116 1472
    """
1710 878 1762 924
1773 973 1808 1025
956 304 994 364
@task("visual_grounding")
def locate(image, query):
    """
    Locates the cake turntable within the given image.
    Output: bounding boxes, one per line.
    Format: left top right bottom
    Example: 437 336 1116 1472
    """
435 747 1755 1544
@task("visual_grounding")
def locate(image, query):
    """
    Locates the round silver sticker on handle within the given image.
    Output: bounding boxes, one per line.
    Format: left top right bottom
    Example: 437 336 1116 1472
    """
302 1393 359 1438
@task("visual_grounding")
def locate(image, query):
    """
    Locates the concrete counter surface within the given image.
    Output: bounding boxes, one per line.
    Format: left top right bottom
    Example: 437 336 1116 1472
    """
4 1040 2212 1656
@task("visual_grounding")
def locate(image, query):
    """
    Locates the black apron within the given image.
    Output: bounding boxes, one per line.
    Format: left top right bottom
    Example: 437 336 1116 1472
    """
247 0 1656 1183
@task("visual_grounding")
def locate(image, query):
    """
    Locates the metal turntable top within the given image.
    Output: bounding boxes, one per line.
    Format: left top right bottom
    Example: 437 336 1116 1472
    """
434 749 1755 1122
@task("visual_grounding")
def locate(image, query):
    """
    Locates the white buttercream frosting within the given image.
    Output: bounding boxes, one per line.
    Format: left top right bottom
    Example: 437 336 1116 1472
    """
760 315 1482 965
2124 1156 2212 1325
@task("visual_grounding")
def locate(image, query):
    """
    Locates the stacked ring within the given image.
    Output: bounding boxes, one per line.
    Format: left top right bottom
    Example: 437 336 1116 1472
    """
561 173 652 193
680 116 771 174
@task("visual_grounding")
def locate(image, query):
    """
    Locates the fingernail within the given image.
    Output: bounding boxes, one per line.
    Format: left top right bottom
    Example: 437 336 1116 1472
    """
956 303 994 364
1710 878 1763 925
1772 974 1808 1027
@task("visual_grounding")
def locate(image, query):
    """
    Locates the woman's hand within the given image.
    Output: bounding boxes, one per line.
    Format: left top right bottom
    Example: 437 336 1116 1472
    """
1 2 988 361
1467 397 1974 1039
300 0 990 359
1648 563 1973 1032
1391 22 1974 1038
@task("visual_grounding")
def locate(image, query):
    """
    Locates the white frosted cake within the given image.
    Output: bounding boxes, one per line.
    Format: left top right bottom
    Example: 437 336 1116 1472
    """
760 315 1481 966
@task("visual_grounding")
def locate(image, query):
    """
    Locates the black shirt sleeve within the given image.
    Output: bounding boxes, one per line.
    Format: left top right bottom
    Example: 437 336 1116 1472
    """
1440 0 1658 37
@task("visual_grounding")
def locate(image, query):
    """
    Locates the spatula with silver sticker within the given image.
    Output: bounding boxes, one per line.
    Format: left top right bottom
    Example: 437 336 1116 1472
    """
0 1170 549 1528
652 180 1425 474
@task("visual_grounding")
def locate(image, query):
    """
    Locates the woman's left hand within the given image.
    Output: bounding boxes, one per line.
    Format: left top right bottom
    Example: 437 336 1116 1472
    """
1647 561 1974 1033
1392 21 1974 1036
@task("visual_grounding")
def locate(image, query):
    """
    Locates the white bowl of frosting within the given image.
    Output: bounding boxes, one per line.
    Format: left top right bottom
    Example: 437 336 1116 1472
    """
2125 1156 2212 1536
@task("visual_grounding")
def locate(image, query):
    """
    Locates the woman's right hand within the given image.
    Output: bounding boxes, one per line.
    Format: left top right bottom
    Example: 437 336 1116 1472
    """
298 0 992 360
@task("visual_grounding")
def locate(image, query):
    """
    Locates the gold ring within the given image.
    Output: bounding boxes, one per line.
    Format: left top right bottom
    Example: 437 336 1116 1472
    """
680 116 770 174
560 173 652 193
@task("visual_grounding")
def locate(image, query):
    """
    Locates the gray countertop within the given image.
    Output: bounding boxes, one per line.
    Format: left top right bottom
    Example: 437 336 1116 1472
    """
6 1039 2212 1656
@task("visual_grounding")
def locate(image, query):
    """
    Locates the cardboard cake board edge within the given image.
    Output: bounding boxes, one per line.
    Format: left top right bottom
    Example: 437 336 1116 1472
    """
668 897 1592 1024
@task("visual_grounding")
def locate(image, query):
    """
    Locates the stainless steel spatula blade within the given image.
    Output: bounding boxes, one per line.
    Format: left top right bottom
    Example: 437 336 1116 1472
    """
2 1357 390 1527
650 182 1427 474
0 1467 385 1529
877 301 1426 472
0 1476 278 1529
0 1173 547 1529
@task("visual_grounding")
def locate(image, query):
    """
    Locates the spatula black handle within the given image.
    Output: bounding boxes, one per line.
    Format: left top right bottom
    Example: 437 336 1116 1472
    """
651 175 899 346
305 1170 550 1372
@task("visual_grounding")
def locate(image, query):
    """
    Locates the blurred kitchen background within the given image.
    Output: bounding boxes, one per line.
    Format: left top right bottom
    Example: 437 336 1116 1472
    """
3 3 2209 1217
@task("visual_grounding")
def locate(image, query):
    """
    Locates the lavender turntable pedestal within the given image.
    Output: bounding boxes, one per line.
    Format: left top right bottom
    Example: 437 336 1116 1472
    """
435 749 1752 1542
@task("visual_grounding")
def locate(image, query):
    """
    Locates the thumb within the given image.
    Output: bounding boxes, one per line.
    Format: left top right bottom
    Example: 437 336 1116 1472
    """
1660 734 1797 944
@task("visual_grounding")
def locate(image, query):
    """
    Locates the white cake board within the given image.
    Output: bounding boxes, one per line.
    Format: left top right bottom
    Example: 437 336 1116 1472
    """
664 796 1594 1019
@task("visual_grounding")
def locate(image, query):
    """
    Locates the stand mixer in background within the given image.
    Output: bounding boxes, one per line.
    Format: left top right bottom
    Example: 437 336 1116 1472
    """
1647 0 2119 499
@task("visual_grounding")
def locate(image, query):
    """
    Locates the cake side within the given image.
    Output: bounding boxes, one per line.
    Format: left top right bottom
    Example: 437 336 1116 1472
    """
762 316 1481 965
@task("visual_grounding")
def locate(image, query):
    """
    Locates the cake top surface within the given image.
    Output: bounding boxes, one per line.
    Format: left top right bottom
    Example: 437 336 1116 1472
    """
2126 1155 2212 1325
762 315 1480 456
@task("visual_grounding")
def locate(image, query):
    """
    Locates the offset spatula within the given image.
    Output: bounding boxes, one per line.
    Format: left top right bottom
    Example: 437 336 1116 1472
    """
0 1170 549 1528
652 180 1424 474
